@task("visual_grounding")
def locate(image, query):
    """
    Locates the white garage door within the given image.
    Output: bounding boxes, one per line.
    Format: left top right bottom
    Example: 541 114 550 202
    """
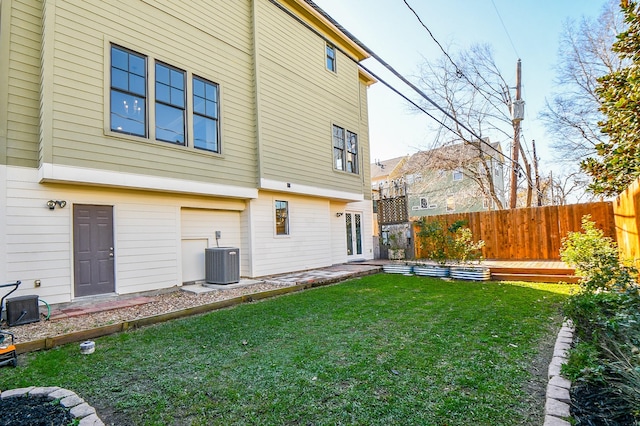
181 208 241 283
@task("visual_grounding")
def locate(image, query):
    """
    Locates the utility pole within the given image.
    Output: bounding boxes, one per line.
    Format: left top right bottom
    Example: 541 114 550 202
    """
532 139 542 206
509 59 524 209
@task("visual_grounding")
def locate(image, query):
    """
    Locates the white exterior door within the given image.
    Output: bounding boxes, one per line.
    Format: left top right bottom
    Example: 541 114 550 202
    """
345 212 363 259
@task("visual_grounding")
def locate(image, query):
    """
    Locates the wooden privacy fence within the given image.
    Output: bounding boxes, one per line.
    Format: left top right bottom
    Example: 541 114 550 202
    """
614 177 640 263
414 202 615 260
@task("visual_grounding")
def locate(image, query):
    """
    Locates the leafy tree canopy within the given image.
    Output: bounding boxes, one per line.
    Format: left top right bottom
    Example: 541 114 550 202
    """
585 0 640 195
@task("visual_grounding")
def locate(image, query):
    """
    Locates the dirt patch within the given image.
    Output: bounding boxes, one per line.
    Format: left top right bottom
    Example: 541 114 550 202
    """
521 315 562 424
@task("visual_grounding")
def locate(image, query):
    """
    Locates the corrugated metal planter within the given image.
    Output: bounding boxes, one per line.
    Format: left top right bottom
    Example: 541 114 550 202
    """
450 266 491 281
383 264 413 275
413 265 450 278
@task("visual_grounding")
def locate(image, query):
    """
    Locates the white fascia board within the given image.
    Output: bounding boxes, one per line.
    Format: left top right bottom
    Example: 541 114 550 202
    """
260 178 364 202
39 163 258 199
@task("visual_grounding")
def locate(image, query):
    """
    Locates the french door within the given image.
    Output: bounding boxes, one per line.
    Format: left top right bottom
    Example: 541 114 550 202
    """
345 212 363 258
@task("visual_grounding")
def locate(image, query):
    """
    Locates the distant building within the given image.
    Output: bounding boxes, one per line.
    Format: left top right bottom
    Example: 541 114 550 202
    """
372 140 506 219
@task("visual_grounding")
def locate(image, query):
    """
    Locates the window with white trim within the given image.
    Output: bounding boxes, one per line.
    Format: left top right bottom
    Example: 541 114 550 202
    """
275 200 289 235
483 198 495 209
326 44 336 72
333 125 358 174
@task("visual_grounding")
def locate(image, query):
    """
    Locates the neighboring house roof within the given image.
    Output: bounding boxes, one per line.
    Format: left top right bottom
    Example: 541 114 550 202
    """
371 156 409 181
398 140 503 175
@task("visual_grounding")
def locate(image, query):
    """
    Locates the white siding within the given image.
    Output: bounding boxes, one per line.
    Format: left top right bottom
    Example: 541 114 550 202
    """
250 191 333 277
115 204 179 294
2 165 246 304
180 208 243 282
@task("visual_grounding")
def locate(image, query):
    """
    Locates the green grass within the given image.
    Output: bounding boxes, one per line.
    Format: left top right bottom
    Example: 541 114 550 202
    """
0 275 574 425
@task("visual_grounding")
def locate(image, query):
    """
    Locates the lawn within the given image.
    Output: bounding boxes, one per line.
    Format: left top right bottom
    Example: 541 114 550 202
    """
0 274 574 425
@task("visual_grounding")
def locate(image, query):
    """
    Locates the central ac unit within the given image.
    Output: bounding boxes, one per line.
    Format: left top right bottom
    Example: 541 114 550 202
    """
205 247 240 284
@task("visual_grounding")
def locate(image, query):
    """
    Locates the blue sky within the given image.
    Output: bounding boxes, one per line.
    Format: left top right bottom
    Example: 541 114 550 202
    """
312 0 608 171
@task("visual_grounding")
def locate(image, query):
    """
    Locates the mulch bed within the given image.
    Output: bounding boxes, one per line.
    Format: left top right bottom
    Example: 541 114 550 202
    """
571 381 639 425
0 395 74 426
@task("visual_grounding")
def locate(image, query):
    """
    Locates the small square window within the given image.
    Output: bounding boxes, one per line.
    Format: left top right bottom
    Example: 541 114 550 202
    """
453 169 463 181
326 44 336 72
275 200 289 235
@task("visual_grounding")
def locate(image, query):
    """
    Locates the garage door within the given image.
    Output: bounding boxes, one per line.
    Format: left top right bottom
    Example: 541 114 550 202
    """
180 208 241 283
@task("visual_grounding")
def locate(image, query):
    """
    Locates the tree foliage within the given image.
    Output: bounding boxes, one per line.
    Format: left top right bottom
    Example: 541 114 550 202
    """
542 0 626 166
416 44 527 208
584 1 640 195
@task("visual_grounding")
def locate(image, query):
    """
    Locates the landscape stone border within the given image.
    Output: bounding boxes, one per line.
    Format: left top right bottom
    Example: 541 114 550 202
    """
543 320 574 426
0 386 104 425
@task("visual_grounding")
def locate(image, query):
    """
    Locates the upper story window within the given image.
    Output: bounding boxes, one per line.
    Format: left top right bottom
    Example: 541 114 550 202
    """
275 200 289 235
110 46 147 137
326 44 336 72
155 62 186 144
193 76 220 153
453 169 463 181
109 44 221 153
332 125 358 174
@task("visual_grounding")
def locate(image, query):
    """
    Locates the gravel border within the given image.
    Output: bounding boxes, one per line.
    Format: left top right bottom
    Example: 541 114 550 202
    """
0 386 104 425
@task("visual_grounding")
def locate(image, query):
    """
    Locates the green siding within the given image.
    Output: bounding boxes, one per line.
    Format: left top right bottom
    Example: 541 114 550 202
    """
254 0 370 195
42 0 257 188
3 0 41 167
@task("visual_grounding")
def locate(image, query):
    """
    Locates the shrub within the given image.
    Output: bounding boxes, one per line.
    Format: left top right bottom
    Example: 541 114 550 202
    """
416 219 484 264
560 215 640 424
560 215 638 293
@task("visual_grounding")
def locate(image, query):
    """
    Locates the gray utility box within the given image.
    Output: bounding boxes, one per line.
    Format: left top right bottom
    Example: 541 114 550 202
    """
6 295 40 327
205 247 240 284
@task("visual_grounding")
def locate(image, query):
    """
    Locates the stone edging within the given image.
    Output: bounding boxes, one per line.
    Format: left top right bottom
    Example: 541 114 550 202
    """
0 386 104 425
544 320 574 426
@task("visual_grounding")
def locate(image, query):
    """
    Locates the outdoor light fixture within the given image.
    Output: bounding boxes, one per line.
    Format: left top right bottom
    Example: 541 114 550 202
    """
47 200 67 210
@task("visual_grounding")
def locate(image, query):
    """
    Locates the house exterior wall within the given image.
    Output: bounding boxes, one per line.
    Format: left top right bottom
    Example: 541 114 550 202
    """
38 0 257 191
247 193 373 277
254 0 371 199
3 165 248 304
1 0 41 168
406 160 506 217
0 0 374 303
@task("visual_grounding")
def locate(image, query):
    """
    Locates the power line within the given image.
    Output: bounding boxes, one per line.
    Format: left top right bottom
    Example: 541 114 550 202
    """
269 0 542 193
271 0 508 164
401 0 462 76
401 0 514 138
490 0 520 58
